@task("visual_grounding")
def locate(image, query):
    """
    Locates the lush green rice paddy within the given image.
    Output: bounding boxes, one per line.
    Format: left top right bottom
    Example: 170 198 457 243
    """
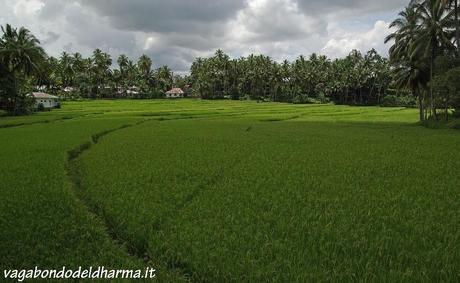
1 100 459 282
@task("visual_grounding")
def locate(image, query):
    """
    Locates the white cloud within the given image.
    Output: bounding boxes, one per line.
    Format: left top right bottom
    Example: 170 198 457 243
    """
321 20 393 58
225 0 326 61
13 0 44 17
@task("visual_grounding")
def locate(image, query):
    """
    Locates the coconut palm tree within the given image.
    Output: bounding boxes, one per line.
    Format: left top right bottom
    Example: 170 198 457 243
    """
115 54 129 92
59 52 75 91
385 4 421 60
117 54 129 74
412 0 455 118
72 53 85 79
37 56 59 93
125 60 137 86
0 24 47 114
137 55 154 93
0 24 46 75
155 66 173 93
138 55 152 77
386 4 429 121
91 49 112 98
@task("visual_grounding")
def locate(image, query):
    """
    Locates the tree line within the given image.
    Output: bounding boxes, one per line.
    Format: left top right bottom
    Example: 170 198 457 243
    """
190 49 396 106
38 51 184 99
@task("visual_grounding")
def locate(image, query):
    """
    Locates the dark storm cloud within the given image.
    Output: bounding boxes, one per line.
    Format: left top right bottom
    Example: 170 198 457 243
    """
77 0 247 33
62 3 136 52
41 31 60 45
144 46 199 72
295 0 408 15
37 0 66 19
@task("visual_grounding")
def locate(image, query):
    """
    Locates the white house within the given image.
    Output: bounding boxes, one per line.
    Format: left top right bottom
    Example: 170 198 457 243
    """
29 92 60 109
165 88 184 98
127 86 140 96
63 87 75 93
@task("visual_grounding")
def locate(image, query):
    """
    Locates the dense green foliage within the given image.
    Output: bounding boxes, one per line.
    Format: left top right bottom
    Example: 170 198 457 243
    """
0 24 47 114
381 94 417 107
1 100 458 282
431 56 460 119
190 49 392 105
386 0 460 121
0 24 186 110
39 50 179 99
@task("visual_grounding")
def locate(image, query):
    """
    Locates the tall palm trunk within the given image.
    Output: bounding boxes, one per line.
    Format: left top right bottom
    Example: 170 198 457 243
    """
13 75 18 115
430 42 437 120
412 84 423 121
417 90 425 122
456 0 460 57
425 91 429 120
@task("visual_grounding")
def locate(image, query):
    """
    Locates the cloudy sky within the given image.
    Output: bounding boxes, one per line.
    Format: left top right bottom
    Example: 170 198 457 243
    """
0 0 408 72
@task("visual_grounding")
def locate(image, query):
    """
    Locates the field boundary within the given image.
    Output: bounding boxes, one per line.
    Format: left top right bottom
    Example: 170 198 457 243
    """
0 113 95 129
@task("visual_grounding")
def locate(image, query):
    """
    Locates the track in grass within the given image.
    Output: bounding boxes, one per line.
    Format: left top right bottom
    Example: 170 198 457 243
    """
66 120 153 262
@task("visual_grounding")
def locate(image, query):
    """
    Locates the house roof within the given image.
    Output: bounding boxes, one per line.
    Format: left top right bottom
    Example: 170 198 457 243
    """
30 92 59 99
166 88 184 94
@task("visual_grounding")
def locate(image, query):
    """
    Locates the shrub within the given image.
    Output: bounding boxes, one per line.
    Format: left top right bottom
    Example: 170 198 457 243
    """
381 95 398 107
7 95 36 115
453 109 460 118
399 95 416 107
453 93 460 118
381 95 416 107
317 92 330 104
292 95 322 104
37 103 45 112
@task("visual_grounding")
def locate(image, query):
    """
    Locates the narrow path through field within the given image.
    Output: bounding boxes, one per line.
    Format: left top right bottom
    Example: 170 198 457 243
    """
65 114 233 280
66 119 155 263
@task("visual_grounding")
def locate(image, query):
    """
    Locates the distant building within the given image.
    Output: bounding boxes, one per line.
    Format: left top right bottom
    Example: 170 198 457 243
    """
165 88 184 98
63 87 75 93
29 92 60 109
127 86 140 96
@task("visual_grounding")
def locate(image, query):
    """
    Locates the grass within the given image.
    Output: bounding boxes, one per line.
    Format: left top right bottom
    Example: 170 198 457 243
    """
1 99 459 282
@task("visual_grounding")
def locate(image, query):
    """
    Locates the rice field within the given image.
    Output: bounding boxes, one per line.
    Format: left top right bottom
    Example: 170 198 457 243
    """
1 100 459 282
